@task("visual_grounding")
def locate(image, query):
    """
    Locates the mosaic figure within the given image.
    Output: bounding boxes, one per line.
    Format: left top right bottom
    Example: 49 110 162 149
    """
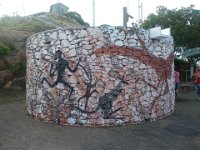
74 78 129 119
41 50 80 100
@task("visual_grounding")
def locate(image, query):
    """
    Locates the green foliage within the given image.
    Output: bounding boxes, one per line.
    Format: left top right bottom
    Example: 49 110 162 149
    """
142 5 200 49
2 41 15 51
16 59 26 77
0 43 10 55
65 11 87 25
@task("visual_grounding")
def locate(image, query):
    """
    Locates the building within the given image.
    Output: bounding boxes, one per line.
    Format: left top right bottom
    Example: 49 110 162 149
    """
50 2 69 15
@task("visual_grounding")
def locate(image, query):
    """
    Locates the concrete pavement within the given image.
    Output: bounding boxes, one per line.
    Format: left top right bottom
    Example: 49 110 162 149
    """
0 90 200 150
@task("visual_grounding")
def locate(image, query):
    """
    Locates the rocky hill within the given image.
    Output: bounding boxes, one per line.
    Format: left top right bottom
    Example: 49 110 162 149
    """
0 12 87 88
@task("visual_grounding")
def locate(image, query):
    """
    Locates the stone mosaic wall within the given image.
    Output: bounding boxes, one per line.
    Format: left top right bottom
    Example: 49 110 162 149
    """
26 25 175 127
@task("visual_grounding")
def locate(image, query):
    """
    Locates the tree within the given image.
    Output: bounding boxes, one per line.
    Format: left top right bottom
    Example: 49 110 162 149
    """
142 5 200 49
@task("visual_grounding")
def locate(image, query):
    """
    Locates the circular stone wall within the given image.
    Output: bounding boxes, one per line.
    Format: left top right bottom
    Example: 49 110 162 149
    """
26 26 175 126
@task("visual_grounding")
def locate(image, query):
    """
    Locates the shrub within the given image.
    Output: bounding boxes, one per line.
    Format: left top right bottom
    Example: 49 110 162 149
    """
65 11 86 25
0 43 10 55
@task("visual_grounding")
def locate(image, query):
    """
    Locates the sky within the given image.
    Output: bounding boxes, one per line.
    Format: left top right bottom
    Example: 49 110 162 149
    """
0 0 199 26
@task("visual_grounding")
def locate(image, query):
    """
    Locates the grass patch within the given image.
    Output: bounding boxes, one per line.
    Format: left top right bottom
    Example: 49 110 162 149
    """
0 15 54 32
0 88 26 104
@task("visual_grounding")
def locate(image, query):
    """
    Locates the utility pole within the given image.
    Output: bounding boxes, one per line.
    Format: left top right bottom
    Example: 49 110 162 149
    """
93 0 95 27
138 0 143 27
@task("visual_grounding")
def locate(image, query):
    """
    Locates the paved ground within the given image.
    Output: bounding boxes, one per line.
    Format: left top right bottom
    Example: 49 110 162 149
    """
0 89 200 150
